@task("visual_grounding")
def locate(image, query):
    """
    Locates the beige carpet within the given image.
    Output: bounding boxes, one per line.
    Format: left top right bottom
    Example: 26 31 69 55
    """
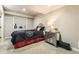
6 41 79 54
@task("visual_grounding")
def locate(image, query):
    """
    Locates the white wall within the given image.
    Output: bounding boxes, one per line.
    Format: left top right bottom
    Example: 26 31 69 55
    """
4 15 33 39
34 6 79 49
33 14 47 28
54 6 79 49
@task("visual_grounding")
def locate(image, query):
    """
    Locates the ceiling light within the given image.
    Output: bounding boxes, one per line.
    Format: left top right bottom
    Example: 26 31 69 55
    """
22 8 26 12
48 5 52 7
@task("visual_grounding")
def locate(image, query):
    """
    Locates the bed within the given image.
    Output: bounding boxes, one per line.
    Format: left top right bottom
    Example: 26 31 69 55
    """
11 25 47 48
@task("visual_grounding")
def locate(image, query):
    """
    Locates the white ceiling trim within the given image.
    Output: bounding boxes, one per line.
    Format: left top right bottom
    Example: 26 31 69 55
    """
4 11 33 18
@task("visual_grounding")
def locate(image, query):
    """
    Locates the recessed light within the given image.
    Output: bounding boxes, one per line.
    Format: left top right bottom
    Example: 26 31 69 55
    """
22 8 26 12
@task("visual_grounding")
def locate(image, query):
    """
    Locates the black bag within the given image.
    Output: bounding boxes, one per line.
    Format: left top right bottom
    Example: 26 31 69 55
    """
57 41 72 50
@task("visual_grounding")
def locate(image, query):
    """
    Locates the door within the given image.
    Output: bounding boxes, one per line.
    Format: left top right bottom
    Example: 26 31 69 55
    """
4 15 14 38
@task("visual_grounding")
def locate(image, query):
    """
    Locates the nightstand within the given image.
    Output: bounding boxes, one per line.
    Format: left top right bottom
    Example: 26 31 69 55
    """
45 31 60 47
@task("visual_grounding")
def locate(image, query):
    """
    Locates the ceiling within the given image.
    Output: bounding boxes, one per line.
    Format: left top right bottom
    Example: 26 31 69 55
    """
3 5 64 17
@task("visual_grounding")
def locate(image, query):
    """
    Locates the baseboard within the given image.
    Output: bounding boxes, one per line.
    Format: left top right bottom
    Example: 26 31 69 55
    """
5 37 11 39
72 47 79 52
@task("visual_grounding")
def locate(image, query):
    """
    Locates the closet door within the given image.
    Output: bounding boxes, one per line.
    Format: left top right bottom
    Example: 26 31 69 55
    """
0 16 1 38
14 16 26 30
4 15 14 38
26 18 33 30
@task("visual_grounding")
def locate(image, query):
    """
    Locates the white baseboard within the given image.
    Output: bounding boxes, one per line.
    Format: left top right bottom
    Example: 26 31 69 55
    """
72 47 79 52
5 37 11 39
